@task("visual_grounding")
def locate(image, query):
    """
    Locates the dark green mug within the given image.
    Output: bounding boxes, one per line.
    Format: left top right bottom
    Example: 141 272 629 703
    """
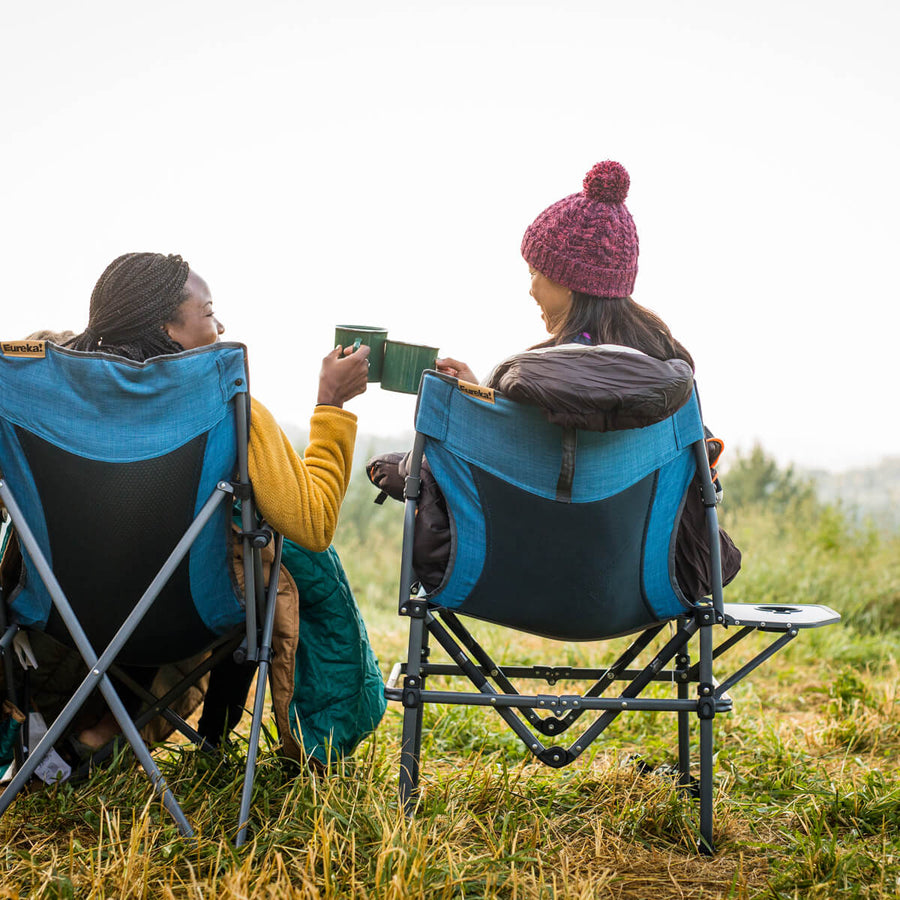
334 325 388 382
381 340 439 394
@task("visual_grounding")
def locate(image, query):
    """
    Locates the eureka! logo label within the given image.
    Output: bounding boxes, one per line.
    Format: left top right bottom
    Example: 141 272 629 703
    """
1 341 46 358
457 380 495 403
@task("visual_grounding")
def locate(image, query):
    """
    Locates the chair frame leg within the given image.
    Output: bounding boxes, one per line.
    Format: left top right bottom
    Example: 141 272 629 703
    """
235 534 283 847
676 623 692 790
399 613 428 814
697 609 716 854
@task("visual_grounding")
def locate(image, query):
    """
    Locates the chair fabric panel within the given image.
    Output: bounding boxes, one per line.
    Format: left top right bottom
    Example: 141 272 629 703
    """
415 375 565 501
0 342 248 463
569 392 705 502
0 420 51 627
189 413 245 634
456 465 661 640
642 451 697 616
420 444 486 606
15 426 217 665
0 343 249 642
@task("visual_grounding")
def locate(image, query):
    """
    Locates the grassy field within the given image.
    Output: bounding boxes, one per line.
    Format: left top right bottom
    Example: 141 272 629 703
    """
1 454 898 899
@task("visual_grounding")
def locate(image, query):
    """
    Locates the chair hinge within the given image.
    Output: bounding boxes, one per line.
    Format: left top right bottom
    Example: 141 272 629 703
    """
697 682 716 719
402 675 422 708
533 666 573 686
538 746 573 768
240 528 272 549
400 600 428 618
403 475 421 501
231 480 252 501
698 478 718 508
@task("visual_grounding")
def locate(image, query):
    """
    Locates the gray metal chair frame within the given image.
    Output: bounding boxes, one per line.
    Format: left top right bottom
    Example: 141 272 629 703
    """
0 376 279 846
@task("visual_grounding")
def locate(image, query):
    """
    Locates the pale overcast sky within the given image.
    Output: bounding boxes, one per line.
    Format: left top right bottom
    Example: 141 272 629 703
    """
2 0 897 471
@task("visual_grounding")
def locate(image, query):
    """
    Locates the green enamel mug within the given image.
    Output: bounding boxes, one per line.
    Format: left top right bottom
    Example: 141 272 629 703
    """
334 325 388 382
381 340 440 394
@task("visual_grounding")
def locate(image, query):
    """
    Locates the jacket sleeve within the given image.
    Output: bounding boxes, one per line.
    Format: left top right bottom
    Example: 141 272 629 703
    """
247 397 357 552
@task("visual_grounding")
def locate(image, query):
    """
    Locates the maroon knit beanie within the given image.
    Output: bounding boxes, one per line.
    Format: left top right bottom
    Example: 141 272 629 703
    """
521 160 638 297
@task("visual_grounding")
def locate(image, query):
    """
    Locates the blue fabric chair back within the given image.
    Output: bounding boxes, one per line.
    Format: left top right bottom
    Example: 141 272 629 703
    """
0 341 250 664
414 372 706 640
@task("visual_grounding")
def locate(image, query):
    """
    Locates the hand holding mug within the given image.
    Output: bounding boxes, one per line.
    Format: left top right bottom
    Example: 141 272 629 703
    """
435 357 478 384
318 343 370 407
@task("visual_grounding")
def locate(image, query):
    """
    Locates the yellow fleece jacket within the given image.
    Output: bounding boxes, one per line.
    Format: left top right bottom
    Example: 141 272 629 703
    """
247 398 357 552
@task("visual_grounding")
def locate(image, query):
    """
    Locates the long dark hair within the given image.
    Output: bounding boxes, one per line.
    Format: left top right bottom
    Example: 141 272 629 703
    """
66 252 190 362
533 293 695 371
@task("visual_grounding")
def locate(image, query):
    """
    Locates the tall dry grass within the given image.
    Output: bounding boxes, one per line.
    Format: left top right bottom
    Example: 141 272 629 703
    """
2 456 899 898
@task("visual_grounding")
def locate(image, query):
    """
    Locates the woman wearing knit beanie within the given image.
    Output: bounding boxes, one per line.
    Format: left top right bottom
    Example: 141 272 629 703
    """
436 160 694 381
371 159 740 600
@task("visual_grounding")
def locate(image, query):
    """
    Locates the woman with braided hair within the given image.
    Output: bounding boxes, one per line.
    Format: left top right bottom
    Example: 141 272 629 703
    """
67 253 201 361
66 252 370 550
53 251 384 759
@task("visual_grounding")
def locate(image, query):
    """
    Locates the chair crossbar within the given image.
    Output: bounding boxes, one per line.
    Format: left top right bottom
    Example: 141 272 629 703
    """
403 689 730 716
561 619 704 757
110 664 212 750
410 663 702 684
106 629 246 751
391 658 716 740
434 609 674 733
711 631 798 698
69 656 226 781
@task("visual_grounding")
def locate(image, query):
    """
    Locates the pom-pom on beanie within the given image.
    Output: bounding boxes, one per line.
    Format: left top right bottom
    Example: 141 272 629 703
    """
521 160 639 297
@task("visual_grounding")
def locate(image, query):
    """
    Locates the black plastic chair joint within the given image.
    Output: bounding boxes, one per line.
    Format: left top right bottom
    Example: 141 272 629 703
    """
533 666 573 686
403 475 421 501
230 480 252 501
697 682 716 719
402 675 422 708
240 527 272 549
698 478 718 508
538 746 574 768
534 717 568 736
400 600 428 619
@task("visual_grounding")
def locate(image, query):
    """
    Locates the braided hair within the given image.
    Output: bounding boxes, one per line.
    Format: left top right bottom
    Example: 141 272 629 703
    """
67 253 191 362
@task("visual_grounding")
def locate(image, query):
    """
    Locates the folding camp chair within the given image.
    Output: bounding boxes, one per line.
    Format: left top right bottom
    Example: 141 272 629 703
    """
384 370 840 853
0 339 280 845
